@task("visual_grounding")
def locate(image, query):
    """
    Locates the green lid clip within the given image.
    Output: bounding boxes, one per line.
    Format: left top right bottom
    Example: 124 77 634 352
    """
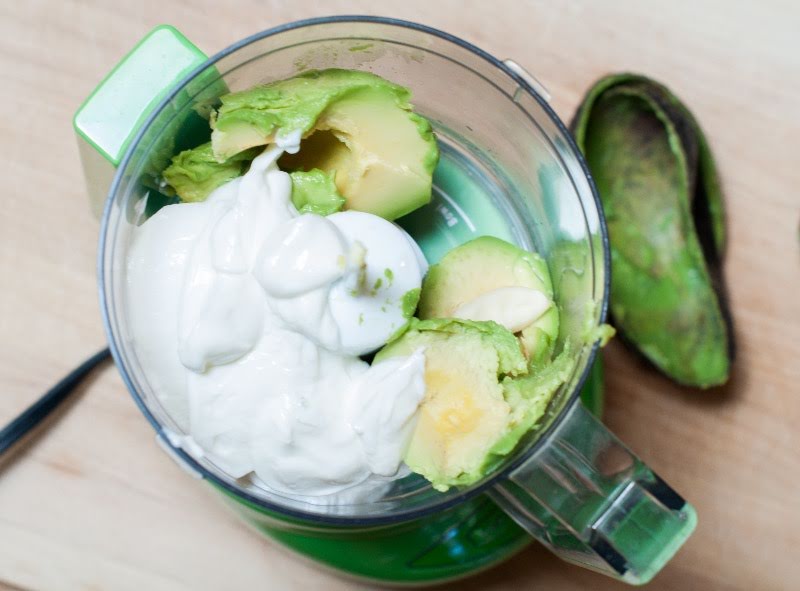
73 25 210 217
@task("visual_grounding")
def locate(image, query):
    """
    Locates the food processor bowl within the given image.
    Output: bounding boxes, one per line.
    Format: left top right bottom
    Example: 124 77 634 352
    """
76 17 696 585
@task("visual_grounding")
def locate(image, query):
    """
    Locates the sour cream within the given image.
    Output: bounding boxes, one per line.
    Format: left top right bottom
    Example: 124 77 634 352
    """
126 146 427 499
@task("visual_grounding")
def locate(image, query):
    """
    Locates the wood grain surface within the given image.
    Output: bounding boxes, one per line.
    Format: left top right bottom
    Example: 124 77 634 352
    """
2 1 799 589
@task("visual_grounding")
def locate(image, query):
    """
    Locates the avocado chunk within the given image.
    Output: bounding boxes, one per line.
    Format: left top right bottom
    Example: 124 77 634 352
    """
494 347 576 461
163 143 344 215
288 168 345 216
376 318 528 491
418 236 559 364
162 142 259 203
162 145 345 217
211 69 439 220
571 74 733 388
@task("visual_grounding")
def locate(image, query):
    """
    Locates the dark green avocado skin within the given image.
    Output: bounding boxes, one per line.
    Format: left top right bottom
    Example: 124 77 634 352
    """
571 74 734 388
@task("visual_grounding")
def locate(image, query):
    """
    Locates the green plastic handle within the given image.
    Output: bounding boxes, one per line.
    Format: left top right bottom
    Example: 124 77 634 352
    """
489 402 697 584
73 25 209 217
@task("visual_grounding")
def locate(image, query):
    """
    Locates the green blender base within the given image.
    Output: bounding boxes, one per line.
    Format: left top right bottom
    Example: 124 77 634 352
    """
247 360 603 585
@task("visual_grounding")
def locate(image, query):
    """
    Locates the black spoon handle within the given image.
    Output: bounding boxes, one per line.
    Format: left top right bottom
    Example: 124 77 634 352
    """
0 347 111 457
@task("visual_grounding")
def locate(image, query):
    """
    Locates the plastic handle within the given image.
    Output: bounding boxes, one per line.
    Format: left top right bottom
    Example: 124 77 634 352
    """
73 25 210 218
489 402 696 584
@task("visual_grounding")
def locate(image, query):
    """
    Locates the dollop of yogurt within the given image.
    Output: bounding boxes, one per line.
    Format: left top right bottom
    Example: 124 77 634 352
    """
126 146 427 499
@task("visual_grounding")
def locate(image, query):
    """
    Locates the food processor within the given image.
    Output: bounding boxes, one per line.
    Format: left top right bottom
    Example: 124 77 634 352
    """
74 17 696 585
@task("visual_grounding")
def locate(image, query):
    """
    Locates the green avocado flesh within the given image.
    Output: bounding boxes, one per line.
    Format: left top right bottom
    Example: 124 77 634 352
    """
210 69 406 158
376 318 572 491
288 168 345 216
418 236 559 364
213 69 439 220
159 70 583 494
162 69 438 221
162 143 345 215
572 75 732 388
162 142 259 203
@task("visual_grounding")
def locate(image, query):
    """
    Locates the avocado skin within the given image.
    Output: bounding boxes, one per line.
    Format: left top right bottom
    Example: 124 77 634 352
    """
571 74 734 388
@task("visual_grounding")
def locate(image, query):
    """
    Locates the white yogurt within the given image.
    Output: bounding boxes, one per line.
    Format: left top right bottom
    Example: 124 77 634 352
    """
126 146 427 499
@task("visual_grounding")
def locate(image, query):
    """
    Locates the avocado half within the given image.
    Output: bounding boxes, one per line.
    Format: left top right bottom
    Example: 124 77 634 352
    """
379 237 578 492
212 69 439 221
162 70 438 221
376 318 575 491
571 73 734 388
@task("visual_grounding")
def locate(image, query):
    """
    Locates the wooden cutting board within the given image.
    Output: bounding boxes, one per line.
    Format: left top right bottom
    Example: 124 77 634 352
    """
1 1 798 589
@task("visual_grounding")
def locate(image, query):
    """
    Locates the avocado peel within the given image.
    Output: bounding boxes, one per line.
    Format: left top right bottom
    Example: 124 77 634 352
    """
571 73 733 388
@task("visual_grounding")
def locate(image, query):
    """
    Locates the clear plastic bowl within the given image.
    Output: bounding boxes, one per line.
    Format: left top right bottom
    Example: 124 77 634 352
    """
94 17 694 584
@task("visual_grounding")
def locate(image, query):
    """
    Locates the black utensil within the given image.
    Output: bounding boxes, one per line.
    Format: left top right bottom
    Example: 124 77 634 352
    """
0 347 111 458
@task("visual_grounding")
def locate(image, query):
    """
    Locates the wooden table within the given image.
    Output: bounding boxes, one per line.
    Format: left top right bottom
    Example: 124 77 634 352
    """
2 1 798 589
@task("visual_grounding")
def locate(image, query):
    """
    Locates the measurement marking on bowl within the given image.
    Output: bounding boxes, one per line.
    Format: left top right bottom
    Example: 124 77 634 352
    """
437 204 458 227
437 188 477 232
